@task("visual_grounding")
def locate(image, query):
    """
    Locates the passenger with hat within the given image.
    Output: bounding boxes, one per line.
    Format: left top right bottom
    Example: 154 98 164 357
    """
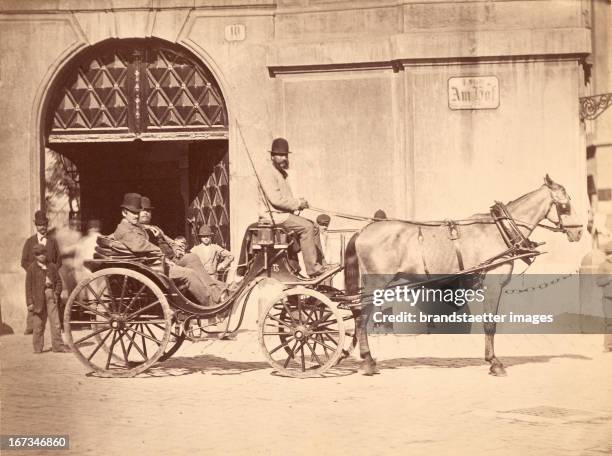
138 196 227 286
21 210 61 334
258 137 333 277
138 196 177 258
596 241 612 352
113 193 225 306
191 225 234 276
25 244 69 353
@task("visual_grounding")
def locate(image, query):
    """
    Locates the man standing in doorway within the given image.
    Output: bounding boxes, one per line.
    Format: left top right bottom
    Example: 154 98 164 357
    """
21 210 61 335
258 138 332 277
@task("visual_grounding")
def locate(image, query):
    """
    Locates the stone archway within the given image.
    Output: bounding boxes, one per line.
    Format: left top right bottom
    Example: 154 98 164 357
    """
43 38 231 247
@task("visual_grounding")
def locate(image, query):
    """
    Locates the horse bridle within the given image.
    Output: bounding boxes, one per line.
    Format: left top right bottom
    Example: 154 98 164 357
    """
539 190 582 233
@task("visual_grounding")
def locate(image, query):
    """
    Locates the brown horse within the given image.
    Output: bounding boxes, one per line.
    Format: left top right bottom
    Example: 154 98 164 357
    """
345 175 583 376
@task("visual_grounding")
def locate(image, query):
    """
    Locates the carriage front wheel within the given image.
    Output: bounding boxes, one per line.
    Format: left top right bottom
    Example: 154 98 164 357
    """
258 287 345 378
64 268 172 377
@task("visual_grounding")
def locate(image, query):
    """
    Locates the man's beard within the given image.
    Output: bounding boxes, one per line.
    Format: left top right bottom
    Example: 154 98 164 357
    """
274 161 289 172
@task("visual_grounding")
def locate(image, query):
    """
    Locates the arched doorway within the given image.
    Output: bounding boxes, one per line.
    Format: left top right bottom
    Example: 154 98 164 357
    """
43 38 230 248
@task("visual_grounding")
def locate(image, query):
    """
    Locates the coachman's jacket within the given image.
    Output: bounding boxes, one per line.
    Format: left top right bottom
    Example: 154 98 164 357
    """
258 161 301 223
21 234 61 270
25 262 62 313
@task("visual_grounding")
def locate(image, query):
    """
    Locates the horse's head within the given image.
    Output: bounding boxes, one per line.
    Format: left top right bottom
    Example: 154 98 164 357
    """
543 175 583 242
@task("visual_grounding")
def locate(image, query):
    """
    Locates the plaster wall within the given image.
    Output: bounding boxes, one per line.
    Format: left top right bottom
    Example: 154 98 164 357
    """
0 0 597 331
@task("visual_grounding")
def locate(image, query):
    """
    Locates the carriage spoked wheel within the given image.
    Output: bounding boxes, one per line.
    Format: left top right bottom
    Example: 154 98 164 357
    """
159 320 186 362
64 268 172 377
337 309 357 364
258 287 345 378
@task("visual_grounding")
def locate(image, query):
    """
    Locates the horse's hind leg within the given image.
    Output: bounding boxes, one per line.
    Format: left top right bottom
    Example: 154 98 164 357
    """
483 270 510 376
352 307 378 375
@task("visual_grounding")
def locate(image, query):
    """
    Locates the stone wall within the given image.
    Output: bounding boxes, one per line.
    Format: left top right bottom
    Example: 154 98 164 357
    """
0 0 598 331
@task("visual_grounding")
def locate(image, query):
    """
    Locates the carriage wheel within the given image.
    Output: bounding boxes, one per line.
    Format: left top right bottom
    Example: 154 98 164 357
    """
337 309 357 364
159 321 186 362
258 288 345 378
64 268 172 377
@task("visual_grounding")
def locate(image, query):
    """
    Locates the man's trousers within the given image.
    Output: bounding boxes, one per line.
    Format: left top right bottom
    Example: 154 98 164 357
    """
32 290 64 352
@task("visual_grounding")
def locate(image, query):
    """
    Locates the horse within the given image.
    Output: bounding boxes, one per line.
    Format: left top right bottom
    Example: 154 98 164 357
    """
344 175 583 376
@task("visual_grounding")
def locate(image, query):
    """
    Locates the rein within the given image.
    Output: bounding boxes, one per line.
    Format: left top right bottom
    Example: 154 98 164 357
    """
308 206 572 233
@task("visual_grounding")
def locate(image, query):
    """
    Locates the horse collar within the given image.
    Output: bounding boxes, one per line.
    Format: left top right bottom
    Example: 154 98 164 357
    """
490 201 538 264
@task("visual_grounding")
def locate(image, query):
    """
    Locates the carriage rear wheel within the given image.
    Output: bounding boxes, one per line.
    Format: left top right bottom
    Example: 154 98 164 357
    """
64 268 172 377
258 287 345 378
159 321 186 362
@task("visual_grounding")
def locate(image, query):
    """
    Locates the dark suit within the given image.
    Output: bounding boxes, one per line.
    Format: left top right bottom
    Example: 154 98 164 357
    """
21 234 61 333
25 262 63 352
21 235 61 271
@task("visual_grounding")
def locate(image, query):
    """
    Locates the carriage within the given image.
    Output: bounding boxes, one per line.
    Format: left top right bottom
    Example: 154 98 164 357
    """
63 223 357 378
64 176 583 378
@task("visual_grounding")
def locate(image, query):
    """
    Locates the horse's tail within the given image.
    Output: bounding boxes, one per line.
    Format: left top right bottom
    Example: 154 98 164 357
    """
344 232 360 294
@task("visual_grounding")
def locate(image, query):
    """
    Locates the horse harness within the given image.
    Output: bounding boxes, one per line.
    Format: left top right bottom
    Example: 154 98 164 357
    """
417 202 542 278
417 220 466 278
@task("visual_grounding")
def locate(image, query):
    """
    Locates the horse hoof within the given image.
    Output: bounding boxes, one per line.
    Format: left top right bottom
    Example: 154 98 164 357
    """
489 364 507 377
361 361 379 376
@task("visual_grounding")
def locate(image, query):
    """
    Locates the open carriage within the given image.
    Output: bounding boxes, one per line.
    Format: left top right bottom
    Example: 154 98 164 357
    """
63 224 356 378
64 176 583 378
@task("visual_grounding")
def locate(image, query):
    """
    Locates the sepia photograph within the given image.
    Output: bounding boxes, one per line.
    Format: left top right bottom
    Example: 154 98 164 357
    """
0 0 611 454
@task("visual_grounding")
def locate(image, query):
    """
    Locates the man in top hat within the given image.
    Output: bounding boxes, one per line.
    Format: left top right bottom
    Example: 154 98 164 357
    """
258 137 331 277
596 241 612 352
191 225 234 276
21 210 61 334
113 193 224 306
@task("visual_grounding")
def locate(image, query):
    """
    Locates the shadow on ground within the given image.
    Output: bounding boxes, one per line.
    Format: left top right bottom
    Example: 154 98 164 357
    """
139 354 271 378
340 354 590 371
129 353 589 378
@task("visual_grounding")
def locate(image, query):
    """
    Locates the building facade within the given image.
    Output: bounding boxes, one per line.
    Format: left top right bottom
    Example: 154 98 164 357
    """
0 0 607 331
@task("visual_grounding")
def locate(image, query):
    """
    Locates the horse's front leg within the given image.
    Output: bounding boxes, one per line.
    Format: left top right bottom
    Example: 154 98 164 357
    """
483 267 511 376
352 305 378 375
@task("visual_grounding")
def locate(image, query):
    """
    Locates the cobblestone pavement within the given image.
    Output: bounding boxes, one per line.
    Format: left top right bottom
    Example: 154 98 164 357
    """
1 332 611 456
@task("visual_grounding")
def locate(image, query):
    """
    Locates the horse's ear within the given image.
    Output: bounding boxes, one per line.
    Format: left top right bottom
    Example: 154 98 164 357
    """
544 174 554 187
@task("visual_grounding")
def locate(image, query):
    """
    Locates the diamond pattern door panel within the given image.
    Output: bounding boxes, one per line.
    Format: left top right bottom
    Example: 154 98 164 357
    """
52 50 129 134
145 48 227 131
48 40 228 143
190 155 230 249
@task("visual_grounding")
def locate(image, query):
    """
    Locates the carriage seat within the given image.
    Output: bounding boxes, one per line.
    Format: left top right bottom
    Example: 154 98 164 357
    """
236 222 300 276
94 235 164 268
249 223 294 250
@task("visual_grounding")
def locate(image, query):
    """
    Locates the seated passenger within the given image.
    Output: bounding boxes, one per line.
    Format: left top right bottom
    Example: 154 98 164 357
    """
138 195 229 301
113 193 223 307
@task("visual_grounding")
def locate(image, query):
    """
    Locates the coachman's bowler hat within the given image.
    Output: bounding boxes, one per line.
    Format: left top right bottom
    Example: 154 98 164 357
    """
198 225 214 237
121 193 142 213
270 137 291 155
141 196 155 211
34 210 48 225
